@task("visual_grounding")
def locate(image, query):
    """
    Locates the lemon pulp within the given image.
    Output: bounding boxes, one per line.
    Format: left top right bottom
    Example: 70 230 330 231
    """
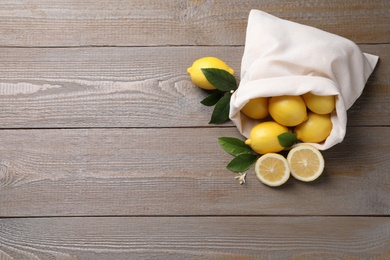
255 153 290 187
287 145 325 182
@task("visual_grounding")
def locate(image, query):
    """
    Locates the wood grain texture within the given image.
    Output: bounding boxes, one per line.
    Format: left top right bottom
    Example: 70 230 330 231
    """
0 0 389 257
0 46 242 128
0 216 389 259
1 127 389 217
0 0 388 47
0 44 388 128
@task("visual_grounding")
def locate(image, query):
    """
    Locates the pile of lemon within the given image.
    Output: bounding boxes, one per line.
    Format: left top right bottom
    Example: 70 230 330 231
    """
241 79 334 187
188 57 334 187
244 94 334 151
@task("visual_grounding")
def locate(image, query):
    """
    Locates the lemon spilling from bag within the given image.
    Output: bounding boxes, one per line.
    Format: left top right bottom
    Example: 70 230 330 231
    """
255 153 290 187
241 97 269 119
287 145 324 182
294 112 332 143
269 95 307 126
245 121 289 154
302 92 335 115
187 57 234 90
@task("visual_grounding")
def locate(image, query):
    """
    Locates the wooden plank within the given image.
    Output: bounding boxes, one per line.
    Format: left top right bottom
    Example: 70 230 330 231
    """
0 46 242 128
0 45 388 128
0 126 389 217
0 0 388 47
0 216 389 259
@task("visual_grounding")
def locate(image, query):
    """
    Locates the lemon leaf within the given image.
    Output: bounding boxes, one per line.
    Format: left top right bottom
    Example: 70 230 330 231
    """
278 132 298 148
227 154 258 173
201 68 237 92
200 91 223 106
218 137 252 157
209 92 232 124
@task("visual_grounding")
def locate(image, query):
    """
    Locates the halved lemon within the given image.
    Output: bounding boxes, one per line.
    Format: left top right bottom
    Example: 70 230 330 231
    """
287 145 325 182
255 153 290 187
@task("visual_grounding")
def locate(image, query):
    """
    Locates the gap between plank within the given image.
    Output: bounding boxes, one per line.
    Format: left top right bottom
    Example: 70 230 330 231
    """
0 214 388 219
0 125 387 131
0 43 386 49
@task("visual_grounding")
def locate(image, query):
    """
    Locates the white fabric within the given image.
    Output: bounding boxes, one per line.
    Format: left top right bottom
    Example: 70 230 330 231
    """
230 10 379 150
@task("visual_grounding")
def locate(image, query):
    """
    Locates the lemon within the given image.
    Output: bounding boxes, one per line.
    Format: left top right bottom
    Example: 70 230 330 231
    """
287 145 325 182
245 121 289 154
255 153 290 187
187 57 234 90
302 92 336 114
269 95 307 126
294 112 332 143
241 97 269 119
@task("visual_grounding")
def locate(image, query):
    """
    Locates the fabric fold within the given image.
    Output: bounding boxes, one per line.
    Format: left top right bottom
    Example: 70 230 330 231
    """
230 10 379 150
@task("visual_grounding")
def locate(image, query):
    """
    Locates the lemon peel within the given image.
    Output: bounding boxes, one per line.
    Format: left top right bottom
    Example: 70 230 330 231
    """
245 121 289 154
187 57 234 90
294 112 332 143
302 92 335 115
269 95 307 126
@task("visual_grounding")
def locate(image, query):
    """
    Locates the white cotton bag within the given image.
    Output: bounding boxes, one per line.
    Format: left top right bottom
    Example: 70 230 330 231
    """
230 10 379 150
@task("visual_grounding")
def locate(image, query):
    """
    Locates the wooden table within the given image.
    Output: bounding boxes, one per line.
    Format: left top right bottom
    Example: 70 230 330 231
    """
0 1 389 258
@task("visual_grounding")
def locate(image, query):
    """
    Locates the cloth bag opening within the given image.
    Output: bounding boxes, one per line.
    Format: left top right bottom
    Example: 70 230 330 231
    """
230 10 379 150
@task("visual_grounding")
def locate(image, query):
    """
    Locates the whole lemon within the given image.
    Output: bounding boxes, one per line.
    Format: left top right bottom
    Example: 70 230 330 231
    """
245 121 289 154
187 57 234 90
294 112 332 143
302 92 336 114
269 95 307 126
241 97 269 119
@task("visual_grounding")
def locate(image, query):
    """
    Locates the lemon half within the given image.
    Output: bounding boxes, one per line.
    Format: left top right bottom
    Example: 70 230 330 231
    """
287 145 325 182
255 153 290 187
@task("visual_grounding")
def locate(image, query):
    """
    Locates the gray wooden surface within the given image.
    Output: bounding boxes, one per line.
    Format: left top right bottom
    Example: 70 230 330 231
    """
1 0 389 259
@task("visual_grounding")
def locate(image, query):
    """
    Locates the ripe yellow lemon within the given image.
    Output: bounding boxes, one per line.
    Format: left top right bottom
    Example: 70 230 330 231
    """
255 153 290 187
269 95 307 126
302 92 336 115
287 145 325 182
294 112 332 143
245 121 289 154
187 57 234 90
241 97 269 119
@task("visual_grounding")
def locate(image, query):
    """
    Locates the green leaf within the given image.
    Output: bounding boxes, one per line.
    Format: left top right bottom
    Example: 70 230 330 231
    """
218 137 252 157
278 132 298 148
209 92 232 124
226 154 258 173
200 91 223 106
201 68 237 92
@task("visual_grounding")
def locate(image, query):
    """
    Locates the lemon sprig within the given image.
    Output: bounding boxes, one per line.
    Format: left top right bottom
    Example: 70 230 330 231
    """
201 68 237 91
218 133 298 174
218 137 258 173
200 68 238 124
200 90 223 106
277 132 298 148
